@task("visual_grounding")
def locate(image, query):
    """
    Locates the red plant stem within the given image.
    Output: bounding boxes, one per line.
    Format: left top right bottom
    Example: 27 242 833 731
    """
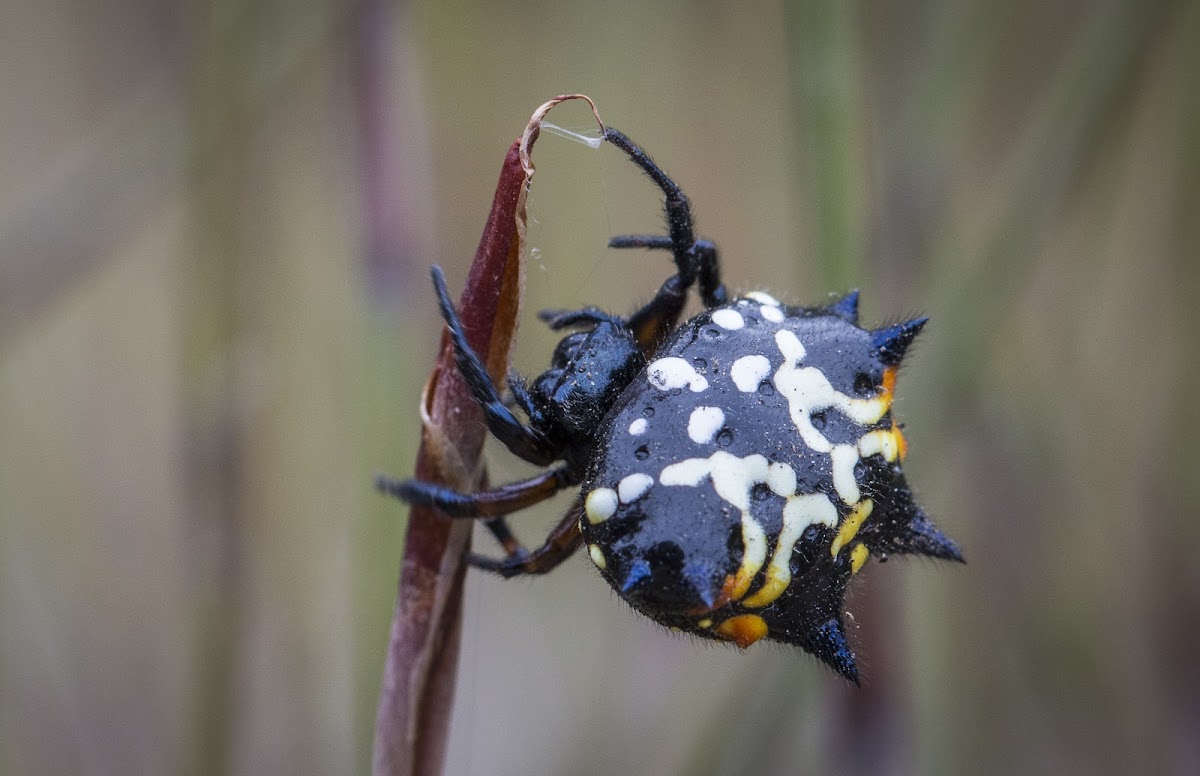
372 141 526 776
372 95 602 776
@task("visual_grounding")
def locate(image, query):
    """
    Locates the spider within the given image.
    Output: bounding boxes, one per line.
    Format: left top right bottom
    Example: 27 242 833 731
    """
377 127 962 682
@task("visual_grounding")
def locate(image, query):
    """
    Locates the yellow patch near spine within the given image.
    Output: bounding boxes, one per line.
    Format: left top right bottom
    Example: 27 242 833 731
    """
850 543 869 574
715 614 769 648
858 429 898 462
831 499 874 557
894 422 908 461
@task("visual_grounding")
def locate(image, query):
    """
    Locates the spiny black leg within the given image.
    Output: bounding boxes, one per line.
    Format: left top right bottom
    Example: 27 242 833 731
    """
431 266 559 466
374 466 573 518
626 273 688 353
610 235 728 312
603 126 727 308
468 501 584 578
613 240 727 351
536 307 625 330
506 372 538 417
692 240 728 307
484 516 527 559
608 235 673 251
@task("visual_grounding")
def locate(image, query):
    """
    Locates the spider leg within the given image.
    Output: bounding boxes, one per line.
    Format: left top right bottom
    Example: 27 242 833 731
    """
431 266 559 466
506 372 537 416
536 307 625 330
468 501 584 578
483 516 526 559
603 127 728 309
625 272 688 353
374 466 573 518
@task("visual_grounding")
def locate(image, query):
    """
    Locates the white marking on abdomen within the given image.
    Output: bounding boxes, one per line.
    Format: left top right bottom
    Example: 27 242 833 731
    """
687 406 725 444
767 461 796 497
773 329 889 452
628 418 648 436
761 305 785 323
617 473 654 503
712 309 745 330
658 451 799 602
647 357 709 392
745 291 781 307
743 493 838 608
585 488 619 523
730 354 772 393
830 444 861 503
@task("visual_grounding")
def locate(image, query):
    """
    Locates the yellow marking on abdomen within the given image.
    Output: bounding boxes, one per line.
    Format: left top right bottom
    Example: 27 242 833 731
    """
850 542 869 574
715 614 769 648
858 428 900 462
731 517 768 600
831 499 874 557
743 494 838 608
588 544 607 569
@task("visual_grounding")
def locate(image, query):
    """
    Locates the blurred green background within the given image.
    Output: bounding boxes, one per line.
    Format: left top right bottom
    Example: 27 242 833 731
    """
2 0 1197 774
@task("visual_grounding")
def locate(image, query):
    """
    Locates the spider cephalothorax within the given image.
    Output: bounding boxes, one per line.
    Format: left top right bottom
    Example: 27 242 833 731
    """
378 126 962 683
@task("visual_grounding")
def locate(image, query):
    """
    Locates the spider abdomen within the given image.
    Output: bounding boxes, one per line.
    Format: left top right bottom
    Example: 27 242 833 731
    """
579 292 953 680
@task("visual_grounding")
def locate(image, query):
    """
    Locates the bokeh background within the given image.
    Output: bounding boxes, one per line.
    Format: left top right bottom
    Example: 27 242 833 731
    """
2 0 1197 774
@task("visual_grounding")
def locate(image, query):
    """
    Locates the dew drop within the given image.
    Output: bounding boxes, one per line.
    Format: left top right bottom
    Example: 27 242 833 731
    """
716 429 733 447
635 446 650 461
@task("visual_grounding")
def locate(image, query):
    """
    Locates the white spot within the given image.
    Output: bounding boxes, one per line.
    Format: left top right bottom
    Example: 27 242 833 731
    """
830 444 861 504
772 330 889 453
785 492 839 530
743 493 838 608
745 291 781 307
617 473 654 503
775 329 806 361
628 418 648 436
659 451 767 510
588 544 607 569
659 451 779 601
647 357 709 392
712 309 745 330
761 305 785 323
687 406 725 444
730 354 772 393
584 488 618 524
658 458 712 487
767 461 797 497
